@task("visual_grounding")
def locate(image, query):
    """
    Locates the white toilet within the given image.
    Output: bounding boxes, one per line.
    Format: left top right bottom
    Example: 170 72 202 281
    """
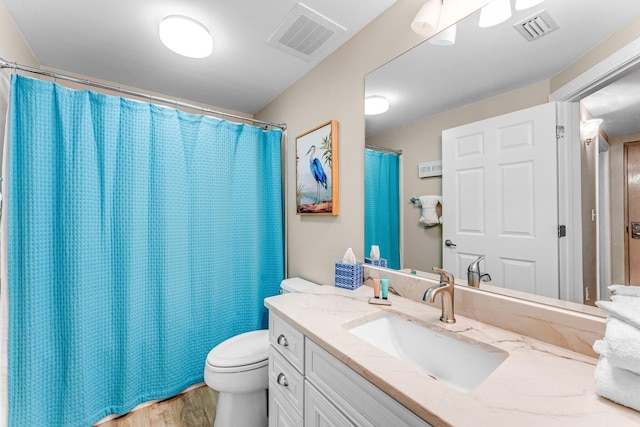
204 278 316 427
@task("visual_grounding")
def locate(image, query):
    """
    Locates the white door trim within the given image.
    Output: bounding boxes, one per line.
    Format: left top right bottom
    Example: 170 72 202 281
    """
555 101 583 303
551 36 640 302
550 37 640 102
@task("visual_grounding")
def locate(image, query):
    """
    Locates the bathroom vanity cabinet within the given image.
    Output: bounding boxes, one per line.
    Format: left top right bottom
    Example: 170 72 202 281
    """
265 284 640 426
268 312 431 427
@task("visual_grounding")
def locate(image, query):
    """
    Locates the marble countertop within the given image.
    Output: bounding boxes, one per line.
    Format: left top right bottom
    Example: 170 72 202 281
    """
264 285 640 427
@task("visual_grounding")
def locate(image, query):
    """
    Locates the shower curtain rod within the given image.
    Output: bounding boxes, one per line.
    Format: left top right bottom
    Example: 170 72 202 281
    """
0 58 287 131
365 144 403 155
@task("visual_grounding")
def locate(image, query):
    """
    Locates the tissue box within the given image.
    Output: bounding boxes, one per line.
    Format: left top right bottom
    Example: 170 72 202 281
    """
335 262 363 290
364 257 388 268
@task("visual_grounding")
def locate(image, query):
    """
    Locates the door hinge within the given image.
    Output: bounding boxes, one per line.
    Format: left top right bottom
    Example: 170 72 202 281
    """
558 225 566 238
556 125 565 140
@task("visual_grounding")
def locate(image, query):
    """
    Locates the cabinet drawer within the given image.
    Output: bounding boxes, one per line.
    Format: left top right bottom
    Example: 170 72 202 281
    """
305 380 356 427
269 378 303 427
269 312 304 372
305 338 432 427
269 347 304 415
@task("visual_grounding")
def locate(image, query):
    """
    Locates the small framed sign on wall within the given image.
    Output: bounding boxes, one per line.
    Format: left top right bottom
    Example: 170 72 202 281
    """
296 120 339 215
418 160 442 178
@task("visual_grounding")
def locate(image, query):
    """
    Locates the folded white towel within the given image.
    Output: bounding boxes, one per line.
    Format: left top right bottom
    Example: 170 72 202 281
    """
594 356 640 412
596 300 640 330
610 285 640 298
612 295 638 304
418 195 442 226
593 317 640 375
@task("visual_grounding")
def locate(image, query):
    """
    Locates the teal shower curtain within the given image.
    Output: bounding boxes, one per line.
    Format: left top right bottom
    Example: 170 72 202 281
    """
7 75 284 426
364 149 400 269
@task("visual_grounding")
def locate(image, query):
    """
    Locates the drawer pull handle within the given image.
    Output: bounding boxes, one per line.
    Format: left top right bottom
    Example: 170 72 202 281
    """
277 373 289 387
277 334 289 347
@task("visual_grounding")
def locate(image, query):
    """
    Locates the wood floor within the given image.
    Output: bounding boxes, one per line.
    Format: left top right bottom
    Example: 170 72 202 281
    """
96 385 218 427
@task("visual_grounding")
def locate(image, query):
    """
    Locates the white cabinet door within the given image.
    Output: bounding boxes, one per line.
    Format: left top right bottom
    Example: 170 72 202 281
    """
442 103 559 298
304 381 355 427
270 378 303 427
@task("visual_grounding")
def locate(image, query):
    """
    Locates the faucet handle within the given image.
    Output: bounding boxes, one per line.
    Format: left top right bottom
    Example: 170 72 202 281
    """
432 267 454 286
467 255 485 273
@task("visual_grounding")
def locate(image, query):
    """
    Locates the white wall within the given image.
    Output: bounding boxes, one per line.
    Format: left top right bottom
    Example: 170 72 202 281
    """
256 0 488 284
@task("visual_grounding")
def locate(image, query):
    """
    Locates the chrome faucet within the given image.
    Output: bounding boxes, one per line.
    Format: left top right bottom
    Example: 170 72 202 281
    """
467 256 491 288
423 267 456 324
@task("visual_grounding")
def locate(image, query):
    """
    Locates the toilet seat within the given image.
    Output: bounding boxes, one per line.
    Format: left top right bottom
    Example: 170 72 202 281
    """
206 329 269 373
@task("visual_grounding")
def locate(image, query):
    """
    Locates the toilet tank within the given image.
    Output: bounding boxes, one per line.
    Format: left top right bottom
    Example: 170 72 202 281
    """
280 277 318 294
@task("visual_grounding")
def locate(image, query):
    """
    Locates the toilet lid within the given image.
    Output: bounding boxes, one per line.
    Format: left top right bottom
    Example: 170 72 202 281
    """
206 329 269 369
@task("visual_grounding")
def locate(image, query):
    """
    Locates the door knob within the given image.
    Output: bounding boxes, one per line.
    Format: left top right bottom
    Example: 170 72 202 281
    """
445 239 457 248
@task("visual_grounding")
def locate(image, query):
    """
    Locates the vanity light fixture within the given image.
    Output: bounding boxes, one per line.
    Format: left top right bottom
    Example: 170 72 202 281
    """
159 15 213 58
581 118 603 145
429 24 457 46
478 0 512 28
411 0 442 37
365 96 390 115
515 0 545 11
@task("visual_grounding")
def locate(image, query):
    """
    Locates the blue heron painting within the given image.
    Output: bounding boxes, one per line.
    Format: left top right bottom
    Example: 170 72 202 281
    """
296 120 338 215
305 145 327 203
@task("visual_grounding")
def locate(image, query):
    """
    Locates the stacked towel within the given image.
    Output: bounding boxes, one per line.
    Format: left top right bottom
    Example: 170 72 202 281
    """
593 289 640 412
418 195 442 226
594 358 640 412
610 284 640 297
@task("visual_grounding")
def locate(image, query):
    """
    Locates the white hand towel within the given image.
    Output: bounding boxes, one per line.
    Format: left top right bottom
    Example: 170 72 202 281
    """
593 316 640 375
596 300 640 330
418 195 442 226
610 285 640 297
594 356 640 412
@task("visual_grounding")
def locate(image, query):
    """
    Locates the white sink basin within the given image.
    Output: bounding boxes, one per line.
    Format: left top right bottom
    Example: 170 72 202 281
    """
346 313 508 392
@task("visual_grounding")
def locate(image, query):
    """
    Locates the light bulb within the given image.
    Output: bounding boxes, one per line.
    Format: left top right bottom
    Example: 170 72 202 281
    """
479 0 512 28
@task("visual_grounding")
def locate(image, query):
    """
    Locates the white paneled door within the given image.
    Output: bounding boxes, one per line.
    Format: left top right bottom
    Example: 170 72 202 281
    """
442 103 559 298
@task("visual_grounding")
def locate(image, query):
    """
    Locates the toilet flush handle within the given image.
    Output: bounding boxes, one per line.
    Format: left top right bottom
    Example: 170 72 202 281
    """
277 334 289 347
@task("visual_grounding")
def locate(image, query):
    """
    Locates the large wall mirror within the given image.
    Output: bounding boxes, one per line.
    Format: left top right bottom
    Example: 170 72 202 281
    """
364 0 640 311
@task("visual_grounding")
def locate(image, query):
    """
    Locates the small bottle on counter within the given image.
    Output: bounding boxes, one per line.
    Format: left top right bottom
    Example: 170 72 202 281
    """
380 277 389 299
373 277 381 298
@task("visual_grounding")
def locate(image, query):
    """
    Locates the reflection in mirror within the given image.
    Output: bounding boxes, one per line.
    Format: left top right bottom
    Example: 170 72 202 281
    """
364 145 402 269
364 0 640 310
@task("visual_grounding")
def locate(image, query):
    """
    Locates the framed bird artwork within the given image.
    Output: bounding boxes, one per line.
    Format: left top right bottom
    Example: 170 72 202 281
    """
295 120 339 215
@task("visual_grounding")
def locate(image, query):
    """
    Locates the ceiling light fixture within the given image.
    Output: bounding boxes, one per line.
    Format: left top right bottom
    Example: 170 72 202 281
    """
365 96 390 115
478 0 512 28
159 15 213 58
515 0 545 11
411 0 442 37
429 24 457 46
581 118 603 145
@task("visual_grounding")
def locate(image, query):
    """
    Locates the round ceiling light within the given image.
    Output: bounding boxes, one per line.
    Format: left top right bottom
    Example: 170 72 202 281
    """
159 15 213 58
365 96 390 115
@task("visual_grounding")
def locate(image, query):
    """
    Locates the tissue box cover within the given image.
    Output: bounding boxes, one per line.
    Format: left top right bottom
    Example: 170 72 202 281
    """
364 257 388 268
335 262 363 290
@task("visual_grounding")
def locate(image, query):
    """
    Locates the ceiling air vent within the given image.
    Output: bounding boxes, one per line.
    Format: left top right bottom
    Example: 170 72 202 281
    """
267 3 346 61
513 10 559 42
